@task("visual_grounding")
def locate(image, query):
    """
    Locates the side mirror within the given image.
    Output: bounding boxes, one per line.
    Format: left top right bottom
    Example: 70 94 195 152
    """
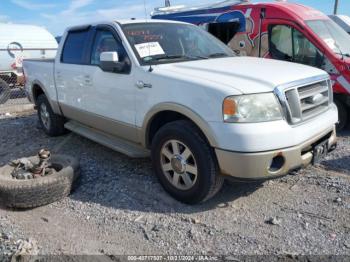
100 51 126 73
100 51 119 63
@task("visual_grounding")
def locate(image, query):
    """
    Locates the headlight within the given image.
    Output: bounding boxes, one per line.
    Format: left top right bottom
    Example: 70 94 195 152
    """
223 93 283 123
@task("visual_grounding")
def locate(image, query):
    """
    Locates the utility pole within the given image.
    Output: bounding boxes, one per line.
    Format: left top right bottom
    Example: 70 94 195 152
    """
334 0 339 15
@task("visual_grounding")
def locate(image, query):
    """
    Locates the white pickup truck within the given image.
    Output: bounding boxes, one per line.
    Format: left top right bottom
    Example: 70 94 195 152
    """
23 19 338 204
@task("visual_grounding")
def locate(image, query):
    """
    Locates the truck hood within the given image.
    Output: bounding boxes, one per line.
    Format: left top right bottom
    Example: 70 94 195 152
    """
154 57 328 94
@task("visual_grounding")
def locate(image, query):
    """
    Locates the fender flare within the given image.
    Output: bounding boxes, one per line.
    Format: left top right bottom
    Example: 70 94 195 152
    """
141 102 219 148
31 80 61 114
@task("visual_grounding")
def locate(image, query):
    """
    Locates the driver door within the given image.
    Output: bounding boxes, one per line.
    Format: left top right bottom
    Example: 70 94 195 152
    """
267 21 326 69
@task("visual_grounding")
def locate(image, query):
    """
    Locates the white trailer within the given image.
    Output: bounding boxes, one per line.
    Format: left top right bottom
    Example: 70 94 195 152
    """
0 23 57 104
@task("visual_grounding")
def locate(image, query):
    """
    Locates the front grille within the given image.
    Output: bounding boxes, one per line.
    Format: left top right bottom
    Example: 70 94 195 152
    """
283 80 331 124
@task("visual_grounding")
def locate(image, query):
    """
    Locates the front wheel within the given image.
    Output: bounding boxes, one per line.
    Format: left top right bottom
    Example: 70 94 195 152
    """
151 120 224 204
335 98 348 131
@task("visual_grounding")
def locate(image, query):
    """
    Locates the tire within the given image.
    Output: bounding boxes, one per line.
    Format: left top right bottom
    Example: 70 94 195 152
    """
151 120 224 204
37 94 67 136
0 155 80 209
335 98 348 131
0 78 11 104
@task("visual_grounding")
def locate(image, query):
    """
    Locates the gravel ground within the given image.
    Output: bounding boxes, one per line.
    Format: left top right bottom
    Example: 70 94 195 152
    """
0 215 39 261
0 113 349 258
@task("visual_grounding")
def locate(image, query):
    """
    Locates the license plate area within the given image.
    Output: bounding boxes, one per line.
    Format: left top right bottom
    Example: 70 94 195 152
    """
312 140 328 165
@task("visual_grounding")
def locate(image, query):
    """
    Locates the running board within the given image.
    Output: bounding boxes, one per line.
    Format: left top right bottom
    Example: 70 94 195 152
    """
64 121 150 158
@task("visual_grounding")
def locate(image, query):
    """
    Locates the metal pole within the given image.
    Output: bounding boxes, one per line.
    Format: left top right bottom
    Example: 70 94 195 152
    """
334 0 339 15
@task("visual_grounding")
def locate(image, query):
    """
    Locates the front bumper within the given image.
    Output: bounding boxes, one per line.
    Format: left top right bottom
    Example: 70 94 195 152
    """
215 126 337 180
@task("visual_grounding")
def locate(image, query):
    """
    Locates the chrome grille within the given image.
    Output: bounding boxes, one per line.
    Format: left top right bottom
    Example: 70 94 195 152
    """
278 79 331 125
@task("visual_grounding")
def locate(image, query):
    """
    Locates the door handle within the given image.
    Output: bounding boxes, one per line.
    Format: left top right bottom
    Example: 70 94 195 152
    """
136 81 152 89
84 75 91 84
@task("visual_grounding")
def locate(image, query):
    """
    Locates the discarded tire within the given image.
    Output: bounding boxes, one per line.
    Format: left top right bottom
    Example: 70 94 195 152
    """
0 78 11 104
0 155 80 208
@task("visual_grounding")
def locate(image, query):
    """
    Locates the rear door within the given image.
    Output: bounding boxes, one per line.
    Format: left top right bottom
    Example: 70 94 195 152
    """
55 27 92 118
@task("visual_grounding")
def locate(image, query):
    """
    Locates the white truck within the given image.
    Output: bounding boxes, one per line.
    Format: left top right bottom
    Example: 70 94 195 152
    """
23 20 338 204
0 23 57 104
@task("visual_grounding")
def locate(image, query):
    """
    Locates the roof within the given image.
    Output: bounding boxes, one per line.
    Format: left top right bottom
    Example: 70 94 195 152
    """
261 2 328 21
116 19 188 25
152 1 328 23
65 18 188 32
152 0 244 15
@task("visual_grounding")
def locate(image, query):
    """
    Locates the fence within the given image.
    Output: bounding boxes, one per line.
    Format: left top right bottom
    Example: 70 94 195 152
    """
0 70 32 115
0 48 57 115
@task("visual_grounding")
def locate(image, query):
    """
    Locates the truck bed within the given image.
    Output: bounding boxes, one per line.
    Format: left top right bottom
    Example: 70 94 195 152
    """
23 59 56 103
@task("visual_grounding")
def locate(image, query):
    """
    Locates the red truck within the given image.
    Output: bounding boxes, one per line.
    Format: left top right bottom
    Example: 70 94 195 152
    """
153 0 350 130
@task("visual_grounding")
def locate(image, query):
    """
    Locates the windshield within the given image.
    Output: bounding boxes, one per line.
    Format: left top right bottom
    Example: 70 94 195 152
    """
307 19 350 57
122 22 235 65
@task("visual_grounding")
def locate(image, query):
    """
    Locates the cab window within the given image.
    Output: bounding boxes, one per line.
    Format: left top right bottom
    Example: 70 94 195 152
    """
90 29 130 72
62 30 89 64
269 24 324 68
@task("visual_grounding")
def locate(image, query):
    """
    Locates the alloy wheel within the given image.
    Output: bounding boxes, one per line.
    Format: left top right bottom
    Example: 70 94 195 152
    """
40 103 51 130
160 139 198 190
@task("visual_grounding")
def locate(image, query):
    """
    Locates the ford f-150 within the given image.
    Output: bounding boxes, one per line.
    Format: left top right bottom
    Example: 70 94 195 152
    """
23 19 338 204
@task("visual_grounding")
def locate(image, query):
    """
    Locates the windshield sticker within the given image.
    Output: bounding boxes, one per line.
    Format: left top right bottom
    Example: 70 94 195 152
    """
135 42 165 58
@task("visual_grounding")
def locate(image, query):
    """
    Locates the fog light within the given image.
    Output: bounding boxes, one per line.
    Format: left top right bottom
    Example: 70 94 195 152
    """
269 155 285 173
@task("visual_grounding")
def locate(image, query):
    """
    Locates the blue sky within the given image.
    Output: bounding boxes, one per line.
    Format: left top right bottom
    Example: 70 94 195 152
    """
0 0 349 36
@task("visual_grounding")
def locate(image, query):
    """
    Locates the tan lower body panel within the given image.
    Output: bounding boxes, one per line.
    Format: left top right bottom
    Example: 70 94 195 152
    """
65 121 149 158
60 103 140 143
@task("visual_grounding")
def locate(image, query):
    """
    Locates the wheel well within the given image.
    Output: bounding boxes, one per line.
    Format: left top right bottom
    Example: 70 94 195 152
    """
146 111 210 149
32 84 45 105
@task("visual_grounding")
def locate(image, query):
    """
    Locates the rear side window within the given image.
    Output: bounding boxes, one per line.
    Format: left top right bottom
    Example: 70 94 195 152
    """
61 30 89 64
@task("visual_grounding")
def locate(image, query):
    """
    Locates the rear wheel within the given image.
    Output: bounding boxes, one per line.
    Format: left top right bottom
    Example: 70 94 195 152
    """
0 79 11 104
151 120 224 204
37 94 67 136
335 98 348 131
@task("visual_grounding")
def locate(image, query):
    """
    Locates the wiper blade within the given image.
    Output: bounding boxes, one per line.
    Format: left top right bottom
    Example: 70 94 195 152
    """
208 53 228 58
155 54 210 60
150 55 187 61
146 54 209 62
186 55 209 60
